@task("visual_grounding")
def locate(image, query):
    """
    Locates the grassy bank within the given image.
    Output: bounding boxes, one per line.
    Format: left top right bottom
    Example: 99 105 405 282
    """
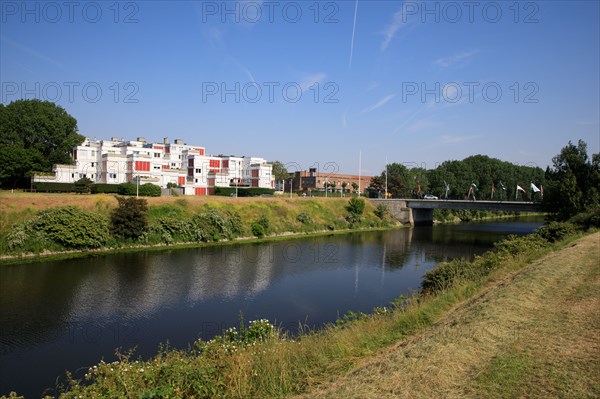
3 221 597 398
0 191 396 263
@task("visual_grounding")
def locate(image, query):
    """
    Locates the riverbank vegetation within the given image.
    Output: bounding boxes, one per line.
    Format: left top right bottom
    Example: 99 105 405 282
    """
2 216 595 399
0 195 394 260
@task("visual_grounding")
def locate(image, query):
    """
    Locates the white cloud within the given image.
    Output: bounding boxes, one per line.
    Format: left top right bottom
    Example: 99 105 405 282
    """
349 0 359 68
434 50 478 68
299 72 327 93
1 36 65 70
381 3 413 51
362 94 396 113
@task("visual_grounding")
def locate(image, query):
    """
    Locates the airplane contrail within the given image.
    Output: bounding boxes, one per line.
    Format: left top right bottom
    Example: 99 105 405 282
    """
349 0 359 69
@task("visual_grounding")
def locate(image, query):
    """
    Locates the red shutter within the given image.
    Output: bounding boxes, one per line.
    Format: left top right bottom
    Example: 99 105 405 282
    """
178 176 185 185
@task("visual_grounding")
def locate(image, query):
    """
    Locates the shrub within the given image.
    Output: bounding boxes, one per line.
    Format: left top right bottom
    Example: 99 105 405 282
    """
110 197 149 240
139 183 161 197
8 206 109 250
422 259 478 293
569 208 600 230
251 223 266 238
535 222 577 243
214 187 276 197
345 197 366 225
73 177 93 194
374 204 389 220
150 208 245 244
90 183 120 194
31 182 75 193
296 212 313 225
117 182 161 197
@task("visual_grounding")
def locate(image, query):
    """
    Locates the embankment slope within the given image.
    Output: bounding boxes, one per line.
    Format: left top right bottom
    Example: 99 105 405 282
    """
295 232 600 399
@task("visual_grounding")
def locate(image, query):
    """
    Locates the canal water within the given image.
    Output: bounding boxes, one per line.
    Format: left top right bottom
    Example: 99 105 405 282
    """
0 216 544 397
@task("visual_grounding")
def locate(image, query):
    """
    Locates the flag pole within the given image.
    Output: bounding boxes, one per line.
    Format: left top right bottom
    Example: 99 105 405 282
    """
385 156 388 199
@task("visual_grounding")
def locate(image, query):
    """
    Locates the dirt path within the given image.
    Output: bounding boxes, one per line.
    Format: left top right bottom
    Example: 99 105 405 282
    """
295 232 600 399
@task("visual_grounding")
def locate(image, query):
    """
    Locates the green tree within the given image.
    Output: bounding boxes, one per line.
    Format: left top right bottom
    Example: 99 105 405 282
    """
110 197 149 240
345 197 365 225
368 163 411 198
0 100 83 188
74 177 93 194
543 140 600 219
270 161 289 187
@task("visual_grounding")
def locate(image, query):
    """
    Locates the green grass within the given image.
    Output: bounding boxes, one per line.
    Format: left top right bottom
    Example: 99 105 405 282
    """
1 196 396 263
4 228 589 399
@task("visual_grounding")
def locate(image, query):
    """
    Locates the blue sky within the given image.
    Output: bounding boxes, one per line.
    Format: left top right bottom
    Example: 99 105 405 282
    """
1 0 599 175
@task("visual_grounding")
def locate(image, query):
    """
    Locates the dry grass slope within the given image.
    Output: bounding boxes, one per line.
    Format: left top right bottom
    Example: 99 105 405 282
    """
294 232 600 399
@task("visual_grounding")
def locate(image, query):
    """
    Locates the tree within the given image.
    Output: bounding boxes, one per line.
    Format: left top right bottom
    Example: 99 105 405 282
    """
74 177 93 194
345 197 365 225
543 140 600 219
270 161 289 188
368 163 411 198
0 100 83 188
110 197 149 240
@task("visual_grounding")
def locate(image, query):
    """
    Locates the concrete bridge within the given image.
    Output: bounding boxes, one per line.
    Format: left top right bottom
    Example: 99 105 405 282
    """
370 199 541 226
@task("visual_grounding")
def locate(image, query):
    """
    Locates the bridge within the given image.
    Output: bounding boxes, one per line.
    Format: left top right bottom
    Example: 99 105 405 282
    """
370 199 541 226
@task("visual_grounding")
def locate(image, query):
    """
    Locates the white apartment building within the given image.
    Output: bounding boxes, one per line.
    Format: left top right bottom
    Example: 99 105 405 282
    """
33 137 274 195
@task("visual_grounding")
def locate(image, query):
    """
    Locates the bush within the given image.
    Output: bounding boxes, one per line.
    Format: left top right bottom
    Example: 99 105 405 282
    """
251 216 269 238
345 197 366 225
31 182 75 192
569 208 600 230
214 187 275 197
535 221 577 243
110 197 149 240
296 212 313 225
8 206 109 250
91 183 120 194
150 208 245 244
374 204 389 220
251 223 266 238
117 182 161 197
422 259 479 293
73 177 93 194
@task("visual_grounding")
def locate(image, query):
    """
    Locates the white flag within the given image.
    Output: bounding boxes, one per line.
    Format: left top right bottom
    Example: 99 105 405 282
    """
517 185 526 192
530 182 540 193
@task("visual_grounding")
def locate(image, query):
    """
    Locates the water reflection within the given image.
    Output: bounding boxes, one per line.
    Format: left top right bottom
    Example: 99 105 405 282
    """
0 217 543 397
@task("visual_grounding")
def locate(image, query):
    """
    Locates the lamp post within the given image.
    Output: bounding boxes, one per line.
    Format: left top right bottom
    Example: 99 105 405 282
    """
136 173 139 197
235 161 240 198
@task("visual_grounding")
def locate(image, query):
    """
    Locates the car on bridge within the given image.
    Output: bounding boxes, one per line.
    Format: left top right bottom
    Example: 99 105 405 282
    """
423 194 438 200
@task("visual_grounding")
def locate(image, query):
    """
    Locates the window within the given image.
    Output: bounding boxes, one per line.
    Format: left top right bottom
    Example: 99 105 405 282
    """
91 162 95 167
109 173 117 179
71 173 74 178
195 179 198 183
154 153 161 158
195 168 201 174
